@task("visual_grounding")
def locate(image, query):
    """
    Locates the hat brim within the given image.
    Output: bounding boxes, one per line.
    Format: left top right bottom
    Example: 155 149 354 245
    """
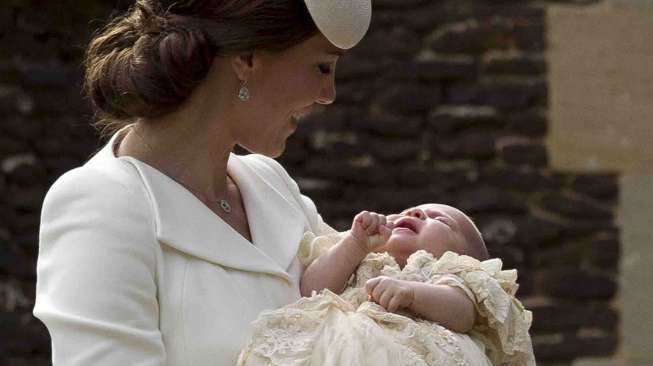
304 0 372 50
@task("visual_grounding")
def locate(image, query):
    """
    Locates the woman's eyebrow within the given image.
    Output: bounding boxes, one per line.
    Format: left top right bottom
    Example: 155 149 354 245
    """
325 49 345 56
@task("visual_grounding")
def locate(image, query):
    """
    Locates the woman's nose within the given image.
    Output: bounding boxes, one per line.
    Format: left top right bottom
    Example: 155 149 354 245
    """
316 79 336 105
405 208 426 220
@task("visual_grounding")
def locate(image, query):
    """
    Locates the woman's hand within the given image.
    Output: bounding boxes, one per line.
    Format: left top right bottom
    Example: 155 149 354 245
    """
350 211 392 253
365 276 415 313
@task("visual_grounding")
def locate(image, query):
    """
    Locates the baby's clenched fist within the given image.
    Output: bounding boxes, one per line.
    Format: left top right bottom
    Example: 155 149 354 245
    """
350 211 392 253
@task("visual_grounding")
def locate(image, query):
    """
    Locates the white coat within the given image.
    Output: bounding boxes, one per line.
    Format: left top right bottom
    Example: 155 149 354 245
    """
33 130 329 365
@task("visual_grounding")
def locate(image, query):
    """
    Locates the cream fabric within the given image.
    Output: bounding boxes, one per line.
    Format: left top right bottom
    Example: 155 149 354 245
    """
304 0 372 49
238 235 536 366
33 129 332 365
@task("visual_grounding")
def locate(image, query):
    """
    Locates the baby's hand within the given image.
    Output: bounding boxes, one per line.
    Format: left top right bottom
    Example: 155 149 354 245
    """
365 276 415 313
350 211 392 253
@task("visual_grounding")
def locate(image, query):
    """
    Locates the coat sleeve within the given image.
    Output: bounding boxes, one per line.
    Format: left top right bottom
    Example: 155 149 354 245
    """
33 166 166 366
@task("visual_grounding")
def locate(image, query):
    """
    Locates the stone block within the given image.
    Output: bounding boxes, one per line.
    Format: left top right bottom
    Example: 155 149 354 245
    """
2 357 52 366
0 173 6 199
18 61 73 87
305 157 389 184
299 108 349 132
533 332 618 362
0 245 35 279
0 117 42 141
365 136 423 162
570 174 618 200
295 177 343 201
540 269 617 300
487 246 527 272
561 220 618 237
444 82 483 104
454 185 527 214
505 109 548 137
336 56 379 82
480 166 566 193
0 311 50 355
6 186 46 212
379 2 543 33
353 187 448 213
5 162 47 186
391 163 473 191
536 192 613 221
482 53 547 75
335 81 372 104
446 80 547 108
500 142 548 167
513 216 563 247
32 88 86 115
515 23 546 51
358 113 424 137
415 58 478 81
378 60 420 81
41 156 84 178
532 304 619 332
481 80 548 109
374 84 442 114
479 217 519 246
0 138 31 159
374 0 429 9
429 20 515 55
353 27 421 59
433 128 497 159
428 105 501 133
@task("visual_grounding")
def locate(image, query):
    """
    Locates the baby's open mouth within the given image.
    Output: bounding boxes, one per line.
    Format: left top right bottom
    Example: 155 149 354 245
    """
393 218 418 233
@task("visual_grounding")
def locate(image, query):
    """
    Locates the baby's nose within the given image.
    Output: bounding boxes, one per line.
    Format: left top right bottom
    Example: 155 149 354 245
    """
405 208 426 220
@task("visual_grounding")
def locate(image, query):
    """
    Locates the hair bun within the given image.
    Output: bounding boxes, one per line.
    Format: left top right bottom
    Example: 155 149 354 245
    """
85 3 215 121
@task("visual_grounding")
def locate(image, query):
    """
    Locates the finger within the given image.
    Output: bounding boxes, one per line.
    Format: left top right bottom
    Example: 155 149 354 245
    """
387 295 402 313
379 225 392 242
365 277 382 294
352 212 365 229
378 290 393 310
361 211 373 229
371 277 389 300
379 215 387 228
366 213 380 235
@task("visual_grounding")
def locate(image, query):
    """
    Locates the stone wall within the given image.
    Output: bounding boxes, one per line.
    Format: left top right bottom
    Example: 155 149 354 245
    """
0 1 620 365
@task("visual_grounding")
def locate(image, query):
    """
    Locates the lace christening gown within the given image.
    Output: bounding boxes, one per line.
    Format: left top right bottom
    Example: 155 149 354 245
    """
237 231 536 366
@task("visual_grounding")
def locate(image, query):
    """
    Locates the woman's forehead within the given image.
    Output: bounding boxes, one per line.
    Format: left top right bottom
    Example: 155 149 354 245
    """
303 33 346 56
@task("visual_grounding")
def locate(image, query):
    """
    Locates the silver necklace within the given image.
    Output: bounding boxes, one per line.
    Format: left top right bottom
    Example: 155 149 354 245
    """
130 125 232 214
217 199 232 213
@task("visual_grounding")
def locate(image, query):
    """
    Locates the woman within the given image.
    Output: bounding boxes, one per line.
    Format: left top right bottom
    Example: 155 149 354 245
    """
33 0 371 364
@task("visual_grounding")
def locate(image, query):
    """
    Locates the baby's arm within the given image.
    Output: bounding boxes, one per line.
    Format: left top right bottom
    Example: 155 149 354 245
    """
366 277 476 333
300 211 391 297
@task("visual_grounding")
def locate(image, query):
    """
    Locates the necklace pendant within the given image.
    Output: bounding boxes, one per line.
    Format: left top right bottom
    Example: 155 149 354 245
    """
219 199 232 213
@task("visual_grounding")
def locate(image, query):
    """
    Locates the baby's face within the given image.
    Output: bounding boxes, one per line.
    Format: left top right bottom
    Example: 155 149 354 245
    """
379 204 473 267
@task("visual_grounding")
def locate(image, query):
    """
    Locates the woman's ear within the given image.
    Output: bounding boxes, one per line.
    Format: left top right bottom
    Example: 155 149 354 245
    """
231 52 256 81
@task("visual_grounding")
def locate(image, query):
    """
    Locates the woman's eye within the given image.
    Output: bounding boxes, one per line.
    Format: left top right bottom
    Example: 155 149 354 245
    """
318 64 332 74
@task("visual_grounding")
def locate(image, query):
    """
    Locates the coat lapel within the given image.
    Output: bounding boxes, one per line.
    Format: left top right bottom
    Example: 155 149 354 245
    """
229 155 306 273
111 152 305 283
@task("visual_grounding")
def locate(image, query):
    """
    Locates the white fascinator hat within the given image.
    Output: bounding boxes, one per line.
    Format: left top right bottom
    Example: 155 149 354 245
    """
304 0 372 50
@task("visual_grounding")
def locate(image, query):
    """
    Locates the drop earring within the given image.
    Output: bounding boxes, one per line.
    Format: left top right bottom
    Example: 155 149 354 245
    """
238 80 250 101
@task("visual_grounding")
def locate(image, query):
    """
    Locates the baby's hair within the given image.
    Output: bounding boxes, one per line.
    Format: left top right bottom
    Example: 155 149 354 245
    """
463 216 489 261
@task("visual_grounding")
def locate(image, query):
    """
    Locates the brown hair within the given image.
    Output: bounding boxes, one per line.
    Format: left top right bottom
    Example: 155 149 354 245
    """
84 0 318 134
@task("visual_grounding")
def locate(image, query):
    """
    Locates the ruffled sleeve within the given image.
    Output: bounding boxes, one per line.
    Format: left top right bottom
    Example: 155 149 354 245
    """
296 225 343 266
419 251 536 366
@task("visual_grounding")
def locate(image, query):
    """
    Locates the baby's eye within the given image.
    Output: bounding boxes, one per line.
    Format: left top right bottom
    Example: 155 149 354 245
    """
435 216 455 227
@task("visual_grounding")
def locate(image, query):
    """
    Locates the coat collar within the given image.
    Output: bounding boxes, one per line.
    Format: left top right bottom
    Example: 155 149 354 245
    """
94 129 305 283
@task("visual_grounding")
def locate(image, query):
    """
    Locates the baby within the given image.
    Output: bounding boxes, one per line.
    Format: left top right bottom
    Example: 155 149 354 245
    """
238 204 535 366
